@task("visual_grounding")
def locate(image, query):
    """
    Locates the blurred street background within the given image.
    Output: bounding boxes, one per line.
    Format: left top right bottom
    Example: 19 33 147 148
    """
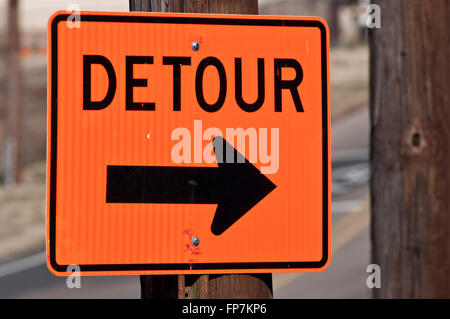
0 0 371 298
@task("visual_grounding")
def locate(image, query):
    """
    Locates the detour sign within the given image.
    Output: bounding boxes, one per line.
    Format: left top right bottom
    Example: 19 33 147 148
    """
47 11 330 275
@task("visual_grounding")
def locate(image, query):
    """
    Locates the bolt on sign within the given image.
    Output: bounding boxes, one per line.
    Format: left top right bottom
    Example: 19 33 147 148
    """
47 11 330 275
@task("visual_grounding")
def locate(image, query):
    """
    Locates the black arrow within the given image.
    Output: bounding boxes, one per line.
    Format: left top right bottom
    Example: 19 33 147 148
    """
106 136 276 235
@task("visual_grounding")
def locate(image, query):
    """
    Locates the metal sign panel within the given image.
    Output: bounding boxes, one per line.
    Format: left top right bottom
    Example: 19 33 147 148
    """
47 11 330 275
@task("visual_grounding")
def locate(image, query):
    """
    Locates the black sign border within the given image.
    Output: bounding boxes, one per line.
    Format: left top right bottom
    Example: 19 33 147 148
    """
49 13 329 273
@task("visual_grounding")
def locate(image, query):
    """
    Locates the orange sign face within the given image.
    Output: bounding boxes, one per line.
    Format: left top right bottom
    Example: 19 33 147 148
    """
47 11 330 275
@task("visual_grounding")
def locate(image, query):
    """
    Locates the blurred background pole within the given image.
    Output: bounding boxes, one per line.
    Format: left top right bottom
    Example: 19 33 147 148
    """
129 0 272 299
370 0 450 298
327 0 339 46
4 0 22 185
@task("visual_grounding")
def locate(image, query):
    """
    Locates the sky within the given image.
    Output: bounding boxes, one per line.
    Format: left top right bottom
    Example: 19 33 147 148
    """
0 0 285 33
0 0 128 32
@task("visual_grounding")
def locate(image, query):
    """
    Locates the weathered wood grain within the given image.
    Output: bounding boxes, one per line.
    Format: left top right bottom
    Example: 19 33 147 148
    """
130 0 272 299
370 0 450 298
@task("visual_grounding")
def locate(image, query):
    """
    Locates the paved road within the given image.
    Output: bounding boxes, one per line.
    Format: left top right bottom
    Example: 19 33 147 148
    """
0 106 370 299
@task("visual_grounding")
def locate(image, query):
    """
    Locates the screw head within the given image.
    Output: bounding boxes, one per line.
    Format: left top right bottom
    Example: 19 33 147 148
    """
192 41 200 51
191 236 200 246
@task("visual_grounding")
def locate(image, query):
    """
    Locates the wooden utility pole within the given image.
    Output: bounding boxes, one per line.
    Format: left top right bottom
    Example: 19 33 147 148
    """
129 0 273 299
370 0 450 298
4 0 22 184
